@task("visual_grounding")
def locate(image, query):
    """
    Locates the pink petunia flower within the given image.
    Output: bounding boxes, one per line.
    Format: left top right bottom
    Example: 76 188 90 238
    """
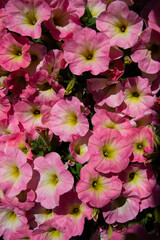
129 126 154 163
92 109 133 137
14 100 45 139
0 147 32 197
5 0 51 39
96 1 143 49
0 96 10 121
53 190 93 237
119 163 156 199
131 28 160 74
118 76 155 118
76 163 122 208
63 27 110 75
0 33 31 72
69 131 92 164
0 200 28 240
49 97 89 142
32 218 70 240
34 152 74 209
45 0 80 40
88 128 132 173
148 1 160 34
102 190 140 224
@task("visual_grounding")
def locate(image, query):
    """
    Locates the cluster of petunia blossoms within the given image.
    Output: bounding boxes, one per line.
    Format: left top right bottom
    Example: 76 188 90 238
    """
0 0 160 239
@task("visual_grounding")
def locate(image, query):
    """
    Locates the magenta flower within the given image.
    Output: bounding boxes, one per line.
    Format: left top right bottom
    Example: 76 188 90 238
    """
148 1 160 34
102 190 140 224
49 97 89 142
88 128 132 173
5 0 51 39
0 147 32 197
96 1 143 49
119 163 156 199
0 33 31 72
76 163 122 208
34 152 74 209
63 27 110 75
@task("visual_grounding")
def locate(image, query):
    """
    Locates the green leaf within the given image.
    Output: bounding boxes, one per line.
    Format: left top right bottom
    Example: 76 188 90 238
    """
76 163 82 176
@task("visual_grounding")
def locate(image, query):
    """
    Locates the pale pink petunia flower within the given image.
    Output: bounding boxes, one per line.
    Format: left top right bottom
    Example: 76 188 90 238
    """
96 1 143 49
5 0 51 39
34 152 74 209
76 163 122 208
49 97 89 142
0 33 31 72
119 163 156 199
102 190 140 224
118 76 155 118
63 27 110 75
131 28 160 74
0 147 32 197
88 128 132 173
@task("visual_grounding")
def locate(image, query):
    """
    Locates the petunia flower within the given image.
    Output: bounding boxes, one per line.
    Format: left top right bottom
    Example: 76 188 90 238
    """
129 126 154 163
0 33 31 72
5 0 51 39
76 163 122 208
53 190 93 237
118 76 155 118
34 152 74 209
63 27 110 75
49 97 89 142
102 190 140 224
88 128 132 173
131 28 160 74
96 1 143 49
119 163 156 199
0 147 32 197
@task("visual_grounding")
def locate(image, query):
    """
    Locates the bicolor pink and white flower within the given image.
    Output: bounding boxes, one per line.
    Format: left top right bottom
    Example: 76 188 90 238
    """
76 163 122 208
96 1 143 49
34 152 74 209
63 27 110 75
49 97 89 142
88 128 132 173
